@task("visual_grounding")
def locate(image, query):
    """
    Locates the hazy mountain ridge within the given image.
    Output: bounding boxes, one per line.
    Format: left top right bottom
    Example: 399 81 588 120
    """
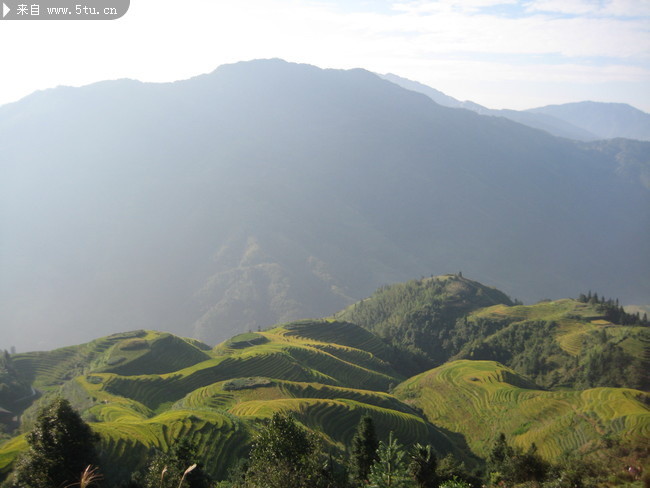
529 101 650 141
381 72 650 142
1 59 649 351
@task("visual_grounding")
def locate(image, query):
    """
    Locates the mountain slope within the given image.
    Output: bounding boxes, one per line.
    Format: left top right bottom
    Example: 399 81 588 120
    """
457 299 650 390
0 320 469 484
336 275 649 390
2 59 649 351
335 274 513 368
380 72 599 140
382 72 650 142
393 360 650 469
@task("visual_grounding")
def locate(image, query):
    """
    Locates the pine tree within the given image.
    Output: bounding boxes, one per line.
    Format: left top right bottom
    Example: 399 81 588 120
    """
486 433 513 481
350 415 379 485
367 432 412 488
10 397 99 488
408 443 437 488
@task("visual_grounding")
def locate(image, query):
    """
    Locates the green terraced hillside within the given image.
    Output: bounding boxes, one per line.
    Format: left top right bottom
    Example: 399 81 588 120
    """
10 330 211 391
1 279 648 486
394 360 650 470
0 319 470 485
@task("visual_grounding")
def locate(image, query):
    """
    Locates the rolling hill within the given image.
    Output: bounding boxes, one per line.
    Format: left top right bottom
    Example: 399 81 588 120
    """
2 59 649 352
1 275 648 485
393 360 649 471
0 320 470 485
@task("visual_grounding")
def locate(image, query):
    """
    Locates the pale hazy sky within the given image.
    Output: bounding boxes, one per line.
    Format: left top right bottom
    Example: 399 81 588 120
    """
2 0 649 111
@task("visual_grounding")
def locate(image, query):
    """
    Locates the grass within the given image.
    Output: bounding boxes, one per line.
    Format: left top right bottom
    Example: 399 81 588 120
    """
0 436 26 476
95 333 211 376
394 360 650 464
276 320 394 360
218 333 269 352
91 409 252 481
173 378 416 415
227 396 458 455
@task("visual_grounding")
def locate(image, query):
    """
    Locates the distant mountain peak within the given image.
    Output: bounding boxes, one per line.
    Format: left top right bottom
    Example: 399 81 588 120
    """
1 59 648 353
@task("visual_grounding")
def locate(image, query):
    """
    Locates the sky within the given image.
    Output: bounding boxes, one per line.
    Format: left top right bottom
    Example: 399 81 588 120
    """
1 0 649 111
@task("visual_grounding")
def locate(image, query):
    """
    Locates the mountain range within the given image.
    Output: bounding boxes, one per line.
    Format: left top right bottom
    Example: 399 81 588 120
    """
1 58 649 352
381 73 650 141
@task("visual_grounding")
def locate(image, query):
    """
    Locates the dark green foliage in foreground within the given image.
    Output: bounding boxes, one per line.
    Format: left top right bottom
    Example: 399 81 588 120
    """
234 413 328 488
367 432 411 488
141 438 212 488
408 443 438 488
484 433 608 487
349 415 379 485
9 397 98 488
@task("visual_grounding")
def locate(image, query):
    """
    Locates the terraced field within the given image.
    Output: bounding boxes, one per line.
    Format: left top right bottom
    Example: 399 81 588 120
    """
1 300 647 485
0 437 26 478
394 360 650 463
228 397 451 451
457 299 650 393
96 337 399 410
174 378 412 414
278 320 394 360
0 320 432 484
467 299 650 359
10 331 210 390
92 409 252 481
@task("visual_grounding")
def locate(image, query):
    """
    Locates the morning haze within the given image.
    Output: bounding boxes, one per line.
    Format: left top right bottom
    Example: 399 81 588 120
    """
1 59 648 352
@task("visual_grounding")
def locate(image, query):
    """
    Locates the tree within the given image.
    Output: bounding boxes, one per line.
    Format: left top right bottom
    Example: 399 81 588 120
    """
435 454 476 487
10 397 99 488
486 434 548 485
367 432 412 488
239 412 326 488
513 443 547 482
349 415 379 485
486 432 515 484
408 443 437 488
142 437 211 488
